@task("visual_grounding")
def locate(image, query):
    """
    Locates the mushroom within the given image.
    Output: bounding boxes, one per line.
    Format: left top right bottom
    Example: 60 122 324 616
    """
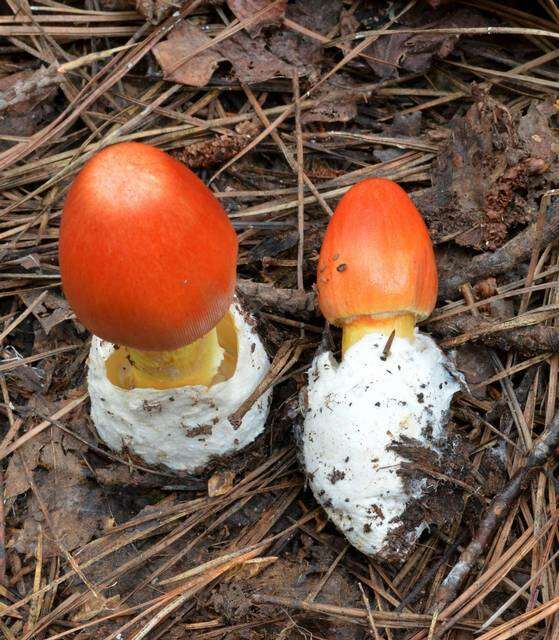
59 142 271 472
301 178 462 559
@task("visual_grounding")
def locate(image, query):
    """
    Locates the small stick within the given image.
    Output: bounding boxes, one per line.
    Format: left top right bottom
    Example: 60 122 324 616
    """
293 70 305 292
229 341 305 428
381 330 396 360
359 583 381 640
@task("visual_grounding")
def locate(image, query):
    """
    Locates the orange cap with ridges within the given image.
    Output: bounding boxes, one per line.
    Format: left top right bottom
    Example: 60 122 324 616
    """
59 142 238 351
317 178 437 326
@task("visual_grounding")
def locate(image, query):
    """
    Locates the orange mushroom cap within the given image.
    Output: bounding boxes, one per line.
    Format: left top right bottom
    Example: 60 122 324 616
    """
59 142 238 351
317 178 437 326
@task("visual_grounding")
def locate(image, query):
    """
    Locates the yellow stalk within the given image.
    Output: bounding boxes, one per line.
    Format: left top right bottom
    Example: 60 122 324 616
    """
341 313 415 356
106 327 224 390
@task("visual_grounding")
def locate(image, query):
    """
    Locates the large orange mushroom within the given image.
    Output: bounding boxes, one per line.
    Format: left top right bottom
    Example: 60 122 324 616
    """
58 142 271 473
59 141 238 389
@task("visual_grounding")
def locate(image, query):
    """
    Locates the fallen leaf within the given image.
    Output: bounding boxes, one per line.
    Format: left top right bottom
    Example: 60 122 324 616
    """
248 230 298 262
174 132 251 169
153 20 294 86
339 7 359 52
153 21 222 87
302 76 367 124
453 344 494 399
210 554 361 637
269 0 341 81
17 253 41 270
236 556 277 578
366 7 486 79
98 0 130 8
517 100 559 165
5 411 88 500
382 111 423 138
12 479 108 558
376 112 423 162
226 0 287 36
5 439 44 499
221 32 293 84
19 291 74 335
6 425 103 560
286 0 341 37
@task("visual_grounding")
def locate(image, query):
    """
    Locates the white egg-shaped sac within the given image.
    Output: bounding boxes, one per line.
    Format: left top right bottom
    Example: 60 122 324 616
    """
88 303 271 473
302 331 462 560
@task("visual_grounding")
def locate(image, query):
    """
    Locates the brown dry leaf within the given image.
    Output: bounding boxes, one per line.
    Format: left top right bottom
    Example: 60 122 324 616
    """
248 230 298 262
19 291 74 335
226 0 287 36
7 416 106 558
286 0 341 38
302 75 367 124
220 32 293 84
5 438 44 499
153 21 222 87
417 89 559 250
269 0 341 81
517 100 559 165
12 479 109 558
208 469 235 496
376 112 423 162
236 556 277 578
366 7 486 79
154 21 294 86
5 418 88 500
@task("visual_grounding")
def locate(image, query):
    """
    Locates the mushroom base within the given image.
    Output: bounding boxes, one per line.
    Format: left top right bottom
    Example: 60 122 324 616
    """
88 303 271 473
106 326 225 390
301 331 462 560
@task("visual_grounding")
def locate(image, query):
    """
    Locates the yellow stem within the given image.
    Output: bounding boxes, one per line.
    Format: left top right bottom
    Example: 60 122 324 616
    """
341 313 415 356
105 327 224 390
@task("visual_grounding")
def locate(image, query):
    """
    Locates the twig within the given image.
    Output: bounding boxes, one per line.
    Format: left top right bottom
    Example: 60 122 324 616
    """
359 583 381 640
293 71 305 291
229 340 305 428
250 594 482 630
426 314 559 356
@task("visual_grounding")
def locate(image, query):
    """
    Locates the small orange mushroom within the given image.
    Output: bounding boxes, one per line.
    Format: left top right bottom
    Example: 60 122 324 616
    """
317 178 437 354
59 142 238 389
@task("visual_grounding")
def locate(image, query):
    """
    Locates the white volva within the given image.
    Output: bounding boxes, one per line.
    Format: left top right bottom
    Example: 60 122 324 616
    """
88 304 271 472
302 331 461 558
